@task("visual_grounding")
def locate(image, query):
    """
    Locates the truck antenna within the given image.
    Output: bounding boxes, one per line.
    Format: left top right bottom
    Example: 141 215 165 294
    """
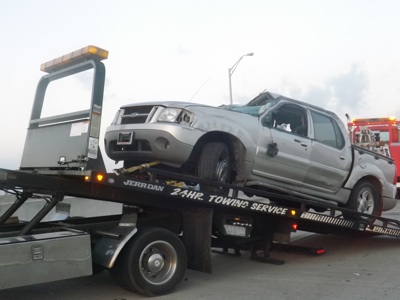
188 76 211 102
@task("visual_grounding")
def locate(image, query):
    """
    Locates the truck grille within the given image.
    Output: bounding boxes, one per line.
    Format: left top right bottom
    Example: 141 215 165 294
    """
120 105 155 125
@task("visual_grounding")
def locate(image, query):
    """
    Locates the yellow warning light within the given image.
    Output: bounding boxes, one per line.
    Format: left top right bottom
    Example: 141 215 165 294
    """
84 176 90 182
290 209 297 216
352 117 397 124
40 45 109 73
96 174 104 182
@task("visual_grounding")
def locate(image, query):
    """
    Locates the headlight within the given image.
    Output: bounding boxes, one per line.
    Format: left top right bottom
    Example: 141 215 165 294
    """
158 108 182 122
157 108 196 125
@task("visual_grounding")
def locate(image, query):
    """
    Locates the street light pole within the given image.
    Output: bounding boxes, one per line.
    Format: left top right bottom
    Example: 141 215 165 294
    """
228 52 254 105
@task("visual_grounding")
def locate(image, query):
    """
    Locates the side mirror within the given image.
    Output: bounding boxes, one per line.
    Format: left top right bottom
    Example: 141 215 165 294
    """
261 112 273 128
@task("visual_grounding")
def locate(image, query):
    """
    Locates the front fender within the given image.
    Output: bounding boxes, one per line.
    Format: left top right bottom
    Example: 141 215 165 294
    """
92 213 138 269
192 110 259 159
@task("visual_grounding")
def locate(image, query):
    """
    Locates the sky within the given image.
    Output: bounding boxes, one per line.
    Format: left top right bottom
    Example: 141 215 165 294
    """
1 0 400 171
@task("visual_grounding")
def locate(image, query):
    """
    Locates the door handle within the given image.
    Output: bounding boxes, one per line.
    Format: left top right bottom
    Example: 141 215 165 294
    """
340 155 346 160
294 139 308 147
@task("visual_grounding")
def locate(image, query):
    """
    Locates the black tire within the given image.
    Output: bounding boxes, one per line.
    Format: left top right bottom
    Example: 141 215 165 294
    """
343 180 382 221
197 142 231 193
92 263 105 274
110 227 187 296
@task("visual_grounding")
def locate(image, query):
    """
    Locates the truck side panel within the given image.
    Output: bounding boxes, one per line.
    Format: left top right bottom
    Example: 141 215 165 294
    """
0 231 92 289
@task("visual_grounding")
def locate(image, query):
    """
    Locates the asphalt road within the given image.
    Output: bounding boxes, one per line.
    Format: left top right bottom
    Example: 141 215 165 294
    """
1 202 400 300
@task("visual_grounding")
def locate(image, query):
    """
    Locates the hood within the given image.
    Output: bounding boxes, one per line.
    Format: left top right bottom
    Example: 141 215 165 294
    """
120 101 213 110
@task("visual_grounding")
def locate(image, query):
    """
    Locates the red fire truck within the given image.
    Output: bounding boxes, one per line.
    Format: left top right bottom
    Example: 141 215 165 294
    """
347 117 400 184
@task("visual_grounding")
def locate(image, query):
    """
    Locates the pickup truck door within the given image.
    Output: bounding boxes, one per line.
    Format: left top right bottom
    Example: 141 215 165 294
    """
303 110 352 193
253 103 311 186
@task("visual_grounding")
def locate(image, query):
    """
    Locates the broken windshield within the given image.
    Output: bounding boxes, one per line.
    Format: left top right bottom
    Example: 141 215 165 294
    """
222 92 280 116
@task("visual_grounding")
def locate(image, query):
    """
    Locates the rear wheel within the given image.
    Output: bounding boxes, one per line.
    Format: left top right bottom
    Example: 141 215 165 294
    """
343 180 382 221
110 227 187 296
197 142 231 193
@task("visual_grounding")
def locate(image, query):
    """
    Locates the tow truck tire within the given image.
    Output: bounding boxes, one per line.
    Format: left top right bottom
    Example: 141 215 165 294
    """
197 142 231 193
343 180 382 221
110 227 187 296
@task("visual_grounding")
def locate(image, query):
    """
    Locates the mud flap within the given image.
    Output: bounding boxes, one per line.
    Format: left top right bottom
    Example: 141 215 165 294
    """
182 207 213 273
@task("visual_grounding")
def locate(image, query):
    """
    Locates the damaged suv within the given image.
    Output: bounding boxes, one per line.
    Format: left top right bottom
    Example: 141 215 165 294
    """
104 92 397 216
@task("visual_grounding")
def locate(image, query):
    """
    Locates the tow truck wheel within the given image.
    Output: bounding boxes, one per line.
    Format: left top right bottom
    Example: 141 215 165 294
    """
343 180 382 221
197 142 231 193
110 227 187 296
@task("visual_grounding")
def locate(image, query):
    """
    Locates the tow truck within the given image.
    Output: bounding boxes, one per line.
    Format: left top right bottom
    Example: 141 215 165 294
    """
1 46 400 297
347 117 400 185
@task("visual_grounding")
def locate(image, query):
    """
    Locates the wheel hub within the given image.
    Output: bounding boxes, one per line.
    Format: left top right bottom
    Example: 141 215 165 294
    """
147 253 164 273
139 240 179 285
358 191 373 213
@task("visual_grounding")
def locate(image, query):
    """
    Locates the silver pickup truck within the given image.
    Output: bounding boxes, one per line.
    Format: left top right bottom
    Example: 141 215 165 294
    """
104 91 397 216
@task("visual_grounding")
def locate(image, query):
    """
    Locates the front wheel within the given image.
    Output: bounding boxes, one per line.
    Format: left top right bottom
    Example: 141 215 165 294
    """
197 142 231 193
343 180 382 221
110 227 187 296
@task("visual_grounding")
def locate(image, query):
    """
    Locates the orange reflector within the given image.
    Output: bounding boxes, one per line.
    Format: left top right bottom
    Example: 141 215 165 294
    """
96 174 104 181
290 210 296 216
84 176 90 182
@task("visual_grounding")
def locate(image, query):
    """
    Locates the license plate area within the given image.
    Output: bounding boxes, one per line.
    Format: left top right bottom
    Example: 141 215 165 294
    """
117 132 134 145
223 224 247 237
221 215 252 238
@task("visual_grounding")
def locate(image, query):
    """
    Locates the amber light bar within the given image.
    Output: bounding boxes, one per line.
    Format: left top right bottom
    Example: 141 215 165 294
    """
41 45 109 73
350 117 397 125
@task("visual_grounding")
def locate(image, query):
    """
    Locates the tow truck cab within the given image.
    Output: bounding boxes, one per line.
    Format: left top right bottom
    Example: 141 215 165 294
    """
348 117 400 183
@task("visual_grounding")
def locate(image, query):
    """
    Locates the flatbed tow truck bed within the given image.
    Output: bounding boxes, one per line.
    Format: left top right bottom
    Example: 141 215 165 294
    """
2 166 400 239
1 45 400 296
